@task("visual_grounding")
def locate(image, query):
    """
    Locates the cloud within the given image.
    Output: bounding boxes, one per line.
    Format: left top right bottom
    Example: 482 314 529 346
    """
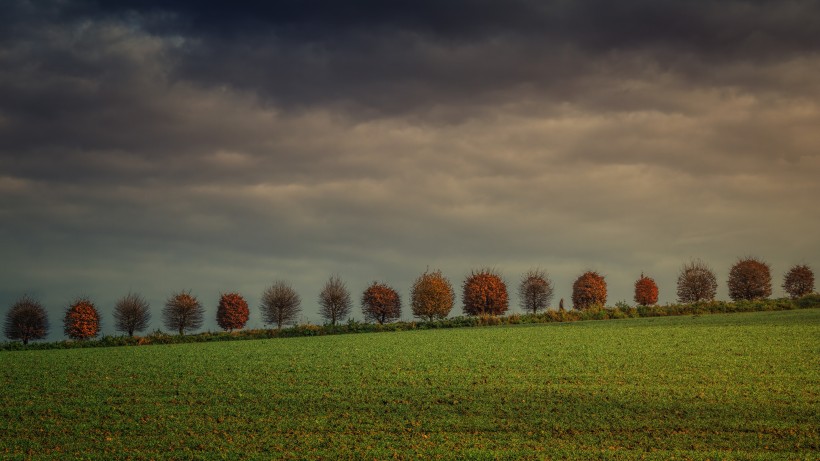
1 1 818 338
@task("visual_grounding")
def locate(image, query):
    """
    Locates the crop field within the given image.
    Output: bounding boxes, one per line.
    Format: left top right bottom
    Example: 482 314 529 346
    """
1 309 818 460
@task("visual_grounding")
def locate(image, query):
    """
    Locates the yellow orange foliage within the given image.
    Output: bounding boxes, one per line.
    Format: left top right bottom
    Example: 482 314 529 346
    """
572 271 607 310
411 270 455 321
361 282 401 324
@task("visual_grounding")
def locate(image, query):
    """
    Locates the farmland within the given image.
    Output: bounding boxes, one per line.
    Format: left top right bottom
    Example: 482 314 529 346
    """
1 309 818 460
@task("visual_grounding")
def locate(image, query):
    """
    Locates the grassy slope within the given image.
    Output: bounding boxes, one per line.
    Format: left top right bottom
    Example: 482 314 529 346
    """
1 309 818 460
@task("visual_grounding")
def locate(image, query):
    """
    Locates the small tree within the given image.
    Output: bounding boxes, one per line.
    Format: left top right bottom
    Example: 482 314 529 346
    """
163 290 204 335
677 259 718 303
728 257 772 301
518 269 554 314
261 281 301 329
4 296 49 345
113 292 151 337
572 271 607 310
634 273 659 306
216 292 249 332
783 264 814 299
411 269 455 321
64 297 101 340
462 268 509 316
318 276 352 326
361 282 401 324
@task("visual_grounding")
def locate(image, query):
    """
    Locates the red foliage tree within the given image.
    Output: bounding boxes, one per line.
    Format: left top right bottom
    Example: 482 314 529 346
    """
634 273 659 306
64 297 101 340
361 282 401 324
4 296 49 345
462 268 509 316
782 264 814 299
216 292 249 332
411 269 455 321
728 257 772 301
572 271 607 310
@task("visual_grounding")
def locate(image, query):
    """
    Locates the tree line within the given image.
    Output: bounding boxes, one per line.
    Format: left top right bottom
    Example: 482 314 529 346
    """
3 259 815 345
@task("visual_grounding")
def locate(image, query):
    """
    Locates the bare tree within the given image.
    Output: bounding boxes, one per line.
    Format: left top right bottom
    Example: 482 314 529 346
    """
163 290 204 335
114 292 151 337
318 276 352 326
518 268 554 314
677 260 718 303
4 296 49 345
261 281 302 329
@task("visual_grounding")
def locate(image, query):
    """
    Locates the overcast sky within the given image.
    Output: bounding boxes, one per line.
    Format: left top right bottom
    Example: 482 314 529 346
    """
2 0 818 339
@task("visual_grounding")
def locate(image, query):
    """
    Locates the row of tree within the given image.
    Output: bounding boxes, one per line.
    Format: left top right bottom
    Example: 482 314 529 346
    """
3 260 815 345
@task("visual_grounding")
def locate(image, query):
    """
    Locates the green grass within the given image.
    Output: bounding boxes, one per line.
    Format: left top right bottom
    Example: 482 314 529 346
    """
2 309 818 460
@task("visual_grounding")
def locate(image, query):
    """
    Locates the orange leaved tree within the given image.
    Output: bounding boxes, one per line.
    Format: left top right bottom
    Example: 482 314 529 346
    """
411 269 455 321
572 271 607 310
782 264 815 299
462 268 509 316
728 257 772 301
64 297 101 340
361 282 401 324
4 296 50 345
634 273 659 306
216 292 249 332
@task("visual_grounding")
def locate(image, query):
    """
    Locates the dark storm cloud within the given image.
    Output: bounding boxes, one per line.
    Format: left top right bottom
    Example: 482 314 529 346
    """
1 0 819 339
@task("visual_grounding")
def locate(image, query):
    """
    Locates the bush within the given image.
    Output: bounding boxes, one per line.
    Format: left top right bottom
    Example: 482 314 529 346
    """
64 297 101 340
783 264 814 299
572 271 607 310
361 282 401 324
728 257 772 301
462 268 509 316
4 296 49 345
163 291 204 335
113 292 151 337
411 269 455 321
216 292 250 332
677 259 718 303
261 281 302 329
518 269 554 314
634 273 659 306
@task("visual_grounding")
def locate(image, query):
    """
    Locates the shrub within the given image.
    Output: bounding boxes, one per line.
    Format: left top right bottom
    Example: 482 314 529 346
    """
261 281 302 329
163 290 204 335
4 296 49 345
216 292 249 332
634 273 659 306
318 276 353 326
462 268 509 316
411 269 455 321
361 282 401 324
783 264 814 299
728 257 772 301
518 269 554 314
64 297 101 340
113 292 151 337
677 259 718 303
572 271 607 310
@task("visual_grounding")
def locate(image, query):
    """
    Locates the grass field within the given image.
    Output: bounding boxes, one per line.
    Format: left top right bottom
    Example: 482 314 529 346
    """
1 309 818 460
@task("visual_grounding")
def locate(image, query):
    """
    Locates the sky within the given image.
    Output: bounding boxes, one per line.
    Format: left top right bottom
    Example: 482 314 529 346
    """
2 0 819 339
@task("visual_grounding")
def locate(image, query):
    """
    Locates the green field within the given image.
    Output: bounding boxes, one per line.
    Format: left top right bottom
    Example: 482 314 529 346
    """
2 309 818 460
